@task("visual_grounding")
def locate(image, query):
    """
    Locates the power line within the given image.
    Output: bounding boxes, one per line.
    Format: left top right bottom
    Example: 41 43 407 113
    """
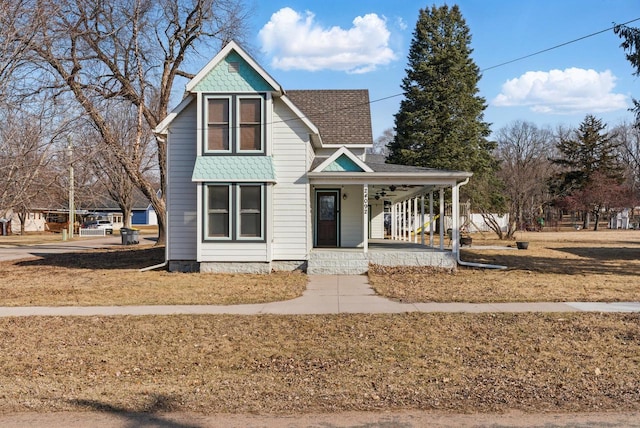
480 17 640 72
366 17 640 106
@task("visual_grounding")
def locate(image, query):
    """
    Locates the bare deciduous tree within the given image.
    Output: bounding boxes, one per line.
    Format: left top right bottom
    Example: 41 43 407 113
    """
26 0 251 245
0 103 69 233
491 120 555 239
367 128 394 156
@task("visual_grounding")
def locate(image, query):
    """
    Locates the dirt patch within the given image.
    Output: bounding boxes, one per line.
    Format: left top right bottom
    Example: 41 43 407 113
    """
0 313 638 415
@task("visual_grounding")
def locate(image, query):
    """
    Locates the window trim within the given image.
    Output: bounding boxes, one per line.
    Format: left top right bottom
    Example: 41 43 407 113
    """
236 184 265 240
205 184 232 240
203 183 266 242
204 96 232 154
236 96 265 153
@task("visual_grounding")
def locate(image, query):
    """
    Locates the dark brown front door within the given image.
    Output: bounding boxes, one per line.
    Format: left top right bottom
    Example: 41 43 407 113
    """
316 191 338 247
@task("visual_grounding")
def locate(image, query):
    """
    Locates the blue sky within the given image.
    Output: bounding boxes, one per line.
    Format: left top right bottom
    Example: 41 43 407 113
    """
241 1 640 139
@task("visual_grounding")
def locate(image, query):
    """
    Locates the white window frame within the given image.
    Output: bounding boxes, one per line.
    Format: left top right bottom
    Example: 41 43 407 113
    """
236 96 265 153
204 95 232 154
236 184 265 240
205 184 232 240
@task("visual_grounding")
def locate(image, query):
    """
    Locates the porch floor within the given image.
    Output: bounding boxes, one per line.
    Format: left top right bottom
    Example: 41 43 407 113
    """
308 239 456 275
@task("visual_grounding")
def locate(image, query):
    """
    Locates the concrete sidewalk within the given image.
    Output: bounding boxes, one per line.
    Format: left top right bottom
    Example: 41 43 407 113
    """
0 275 639 317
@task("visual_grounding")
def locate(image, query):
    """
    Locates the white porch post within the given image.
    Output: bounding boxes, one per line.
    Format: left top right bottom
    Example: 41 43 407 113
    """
391 203 396 240
439 189 445 250
428 191 433 247
403 200 408 241
363 184 368 253
451 183 460 258
421 193 425 246
398 201 402 241
413 197 418 243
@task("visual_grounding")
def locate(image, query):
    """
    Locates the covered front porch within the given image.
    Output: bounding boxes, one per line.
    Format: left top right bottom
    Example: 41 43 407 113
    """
306 151 472 274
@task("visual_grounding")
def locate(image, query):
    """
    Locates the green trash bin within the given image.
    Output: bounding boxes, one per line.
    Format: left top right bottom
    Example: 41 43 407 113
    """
120 228 139 245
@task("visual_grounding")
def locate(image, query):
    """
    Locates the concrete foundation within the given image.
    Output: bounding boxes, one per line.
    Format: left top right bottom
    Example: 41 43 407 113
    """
169 241 456 274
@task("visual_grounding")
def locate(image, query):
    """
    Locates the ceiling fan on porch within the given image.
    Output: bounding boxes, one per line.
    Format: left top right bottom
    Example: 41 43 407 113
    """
373 188 397 200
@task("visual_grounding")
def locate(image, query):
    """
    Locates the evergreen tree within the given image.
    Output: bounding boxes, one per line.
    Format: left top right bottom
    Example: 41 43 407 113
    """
614 24 640 122
551 115 624 229
552 115 622 192
387 5 494 177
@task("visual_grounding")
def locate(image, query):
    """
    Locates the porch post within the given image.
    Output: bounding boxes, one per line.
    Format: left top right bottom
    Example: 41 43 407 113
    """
439 189 445 250
421 193 426 246
429 191 434 247
403 200 407 241
363 184 368 253
398 201 402 241
451 183 460 258
413 198 424 244
391 203 396 240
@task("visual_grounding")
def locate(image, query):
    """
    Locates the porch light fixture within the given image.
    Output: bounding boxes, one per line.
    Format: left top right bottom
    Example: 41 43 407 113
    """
343 193 347 200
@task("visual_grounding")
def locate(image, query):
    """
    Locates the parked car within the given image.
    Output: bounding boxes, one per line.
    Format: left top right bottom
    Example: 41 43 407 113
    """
83 220 114 234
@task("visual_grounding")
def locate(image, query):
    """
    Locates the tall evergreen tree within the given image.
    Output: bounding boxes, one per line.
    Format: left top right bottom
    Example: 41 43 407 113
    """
387 5 494 177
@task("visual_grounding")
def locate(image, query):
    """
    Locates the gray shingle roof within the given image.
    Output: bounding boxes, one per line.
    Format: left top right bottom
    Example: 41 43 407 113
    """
286 90 373 146
364 154 446 173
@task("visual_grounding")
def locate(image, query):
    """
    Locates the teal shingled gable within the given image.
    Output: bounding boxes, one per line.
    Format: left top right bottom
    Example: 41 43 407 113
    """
322 154 365 172
191 52 276 93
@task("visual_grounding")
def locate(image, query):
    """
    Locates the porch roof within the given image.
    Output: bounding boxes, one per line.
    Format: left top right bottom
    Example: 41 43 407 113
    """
308 154 471 186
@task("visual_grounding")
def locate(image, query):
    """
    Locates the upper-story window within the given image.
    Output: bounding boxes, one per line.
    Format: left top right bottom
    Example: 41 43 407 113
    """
205 95 265 154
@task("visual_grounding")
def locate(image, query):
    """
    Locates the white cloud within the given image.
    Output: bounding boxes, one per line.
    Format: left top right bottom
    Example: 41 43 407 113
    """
493 68 628 114
258 7 397 74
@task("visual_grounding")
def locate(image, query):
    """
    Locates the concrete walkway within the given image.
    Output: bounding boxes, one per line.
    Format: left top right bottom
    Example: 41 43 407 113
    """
1 274 639 317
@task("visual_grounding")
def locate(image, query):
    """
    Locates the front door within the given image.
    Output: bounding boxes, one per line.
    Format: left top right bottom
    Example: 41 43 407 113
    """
316 191 339 247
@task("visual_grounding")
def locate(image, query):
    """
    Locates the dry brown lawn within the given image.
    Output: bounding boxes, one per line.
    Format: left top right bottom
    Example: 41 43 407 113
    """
0 313 638 415
1 230 639 416
370 230 640 303
0 246 306 306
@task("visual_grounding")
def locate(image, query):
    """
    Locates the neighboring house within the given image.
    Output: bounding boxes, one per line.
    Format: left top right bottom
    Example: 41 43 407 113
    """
88 189 159 227
154 41 472 274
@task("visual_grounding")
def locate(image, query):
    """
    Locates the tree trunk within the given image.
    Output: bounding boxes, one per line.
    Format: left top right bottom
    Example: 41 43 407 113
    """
17 211 26 235
583 211 590 230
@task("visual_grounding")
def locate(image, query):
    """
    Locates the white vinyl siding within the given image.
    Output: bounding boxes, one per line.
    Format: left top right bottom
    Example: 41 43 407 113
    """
340 185 365 247
271 98 312 259
369 200 385 239
199 242 268 261
167 99 198 260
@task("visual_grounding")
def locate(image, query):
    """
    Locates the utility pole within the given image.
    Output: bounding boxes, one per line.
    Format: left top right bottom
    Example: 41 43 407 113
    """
67 138 74 239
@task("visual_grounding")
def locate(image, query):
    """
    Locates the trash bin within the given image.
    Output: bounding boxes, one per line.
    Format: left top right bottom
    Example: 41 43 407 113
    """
120 227 140 245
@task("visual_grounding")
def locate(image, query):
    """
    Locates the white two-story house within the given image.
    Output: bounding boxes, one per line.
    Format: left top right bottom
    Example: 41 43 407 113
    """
154 41 472 274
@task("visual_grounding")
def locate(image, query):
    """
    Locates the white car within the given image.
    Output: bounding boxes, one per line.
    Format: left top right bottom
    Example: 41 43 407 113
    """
83 220 114 234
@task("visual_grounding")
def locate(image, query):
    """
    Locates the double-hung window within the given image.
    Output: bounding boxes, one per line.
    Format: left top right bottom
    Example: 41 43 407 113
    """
207 98 231 152
205 184 264 241
205 95 264 154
